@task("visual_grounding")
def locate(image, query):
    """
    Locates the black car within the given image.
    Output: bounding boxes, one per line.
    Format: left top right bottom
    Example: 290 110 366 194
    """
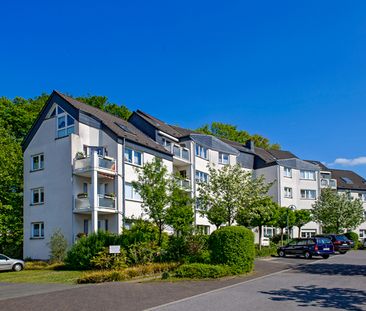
315 234 351 254
277 237 334 259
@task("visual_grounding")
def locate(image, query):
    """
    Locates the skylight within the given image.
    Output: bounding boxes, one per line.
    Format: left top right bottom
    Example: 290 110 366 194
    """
341 177 353 184
116 123 133 133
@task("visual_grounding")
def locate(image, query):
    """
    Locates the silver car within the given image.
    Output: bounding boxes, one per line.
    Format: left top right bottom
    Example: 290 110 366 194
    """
0 254 24 271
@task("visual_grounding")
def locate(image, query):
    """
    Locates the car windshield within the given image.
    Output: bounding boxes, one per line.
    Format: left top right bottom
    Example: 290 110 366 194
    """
316 237 332 244
336 235 348 241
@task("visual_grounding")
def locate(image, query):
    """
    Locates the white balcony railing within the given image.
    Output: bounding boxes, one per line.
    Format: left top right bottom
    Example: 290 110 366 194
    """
320 178 337 189
73 156 116 174
74 195 116 211
172 145 190 161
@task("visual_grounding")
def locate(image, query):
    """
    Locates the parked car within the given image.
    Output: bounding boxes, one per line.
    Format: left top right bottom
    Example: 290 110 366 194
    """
277 237 334 259
0 254 24 271
315 234 352 254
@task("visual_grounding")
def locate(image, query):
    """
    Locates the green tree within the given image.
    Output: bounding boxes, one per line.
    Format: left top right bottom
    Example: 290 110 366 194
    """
312 188 364 234
132 158 170 246
236 197 279 249
206 205 228 229
48 228 68 262
165 176 194 237
274 207 296 245
294 210 312 238
196 122 280 150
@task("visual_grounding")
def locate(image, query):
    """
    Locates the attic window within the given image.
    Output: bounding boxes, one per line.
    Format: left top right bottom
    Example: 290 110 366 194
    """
56 105 75 138
50 108 56 117
341 177 353 184
116 123 133 134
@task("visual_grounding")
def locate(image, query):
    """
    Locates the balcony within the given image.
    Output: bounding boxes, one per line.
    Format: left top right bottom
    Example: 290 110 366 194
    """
320 178 337 189
74 195 117 214
165 144 190 166
177 179 191 191
73 156 116 178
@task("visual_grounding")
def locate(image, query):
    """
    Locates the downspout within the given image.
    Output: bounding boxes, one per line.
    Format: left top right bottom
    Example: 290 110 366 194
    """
122 137 126 230
192 141 197 228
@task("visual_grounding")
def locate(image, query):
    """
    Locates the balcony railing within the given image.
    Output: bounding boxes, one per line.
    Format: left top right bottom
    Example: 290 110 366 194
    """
73 156 116 174
172 145 190 161
320 178 337 189
74 195 116 211
177 179 191 190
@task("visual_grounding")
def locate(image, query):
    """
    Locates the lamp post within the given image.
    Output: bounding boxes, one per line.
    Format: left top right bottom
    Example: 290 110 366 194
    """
287 205 296 244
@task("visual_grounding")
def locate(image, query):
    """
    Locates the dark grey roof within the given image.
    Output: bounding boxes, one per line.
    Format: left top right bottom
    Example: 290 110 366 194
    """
23 91 171 155
190 134 239 155
277 158 320 171
329 169 366 191
254 147 297 164
305 160 329 171
219 138 254 154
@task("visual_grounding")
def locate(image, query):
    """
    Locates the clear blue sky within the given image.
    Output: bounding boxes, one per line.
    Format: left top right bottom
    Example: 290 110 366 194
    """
1 1 366 176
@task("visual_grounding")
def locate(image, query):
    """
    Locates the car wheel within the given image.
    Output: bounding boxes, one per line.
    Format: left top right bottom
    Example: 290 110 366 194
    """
339 251 347 255
278 250 286 257
12 263 23 272
321 254 329 259
304 251 312 259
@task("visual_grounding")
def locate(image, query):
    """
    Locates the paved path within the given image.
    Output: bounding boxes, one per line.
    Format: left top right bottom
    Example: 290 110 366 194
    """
149 251 366 311
1 253 364 311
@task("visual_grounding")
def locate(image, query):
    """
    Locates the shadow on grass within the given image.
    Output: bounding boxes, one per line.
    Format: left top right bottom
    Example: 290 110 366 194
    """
295 263 366 277
261 285 366 311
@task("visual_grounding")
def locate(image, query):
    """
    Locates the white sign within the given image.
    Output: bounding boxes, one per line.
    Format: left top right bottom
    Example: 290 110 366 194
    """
109 245 121 254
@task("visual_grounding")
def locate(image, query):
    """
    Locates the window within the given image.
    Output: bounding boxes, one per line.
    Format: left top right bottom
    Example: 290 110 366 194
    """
162 138 171 150
264 227 275 238
360 229 366 239
84 146 105 157
284 187 293 198
31 154 44 171
31 188 44 205
125 182 142 201
358 193 366 202
196 225 210 235
300 170 316 180
56 105 75 138
341 177 353 184
98 219 109 232
195 198 205 211
31 222 44 238
300 189 316 200
124 148 142 166
195 170 208 183
195 144 208 159
83 183 88 194
301 230 316 238
219 152 229 164
284 167 292 178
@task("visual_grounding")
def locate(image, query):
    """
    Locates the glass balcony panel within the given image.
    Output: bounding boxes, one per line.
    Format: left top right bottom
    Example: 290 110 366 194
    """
98 195 115 209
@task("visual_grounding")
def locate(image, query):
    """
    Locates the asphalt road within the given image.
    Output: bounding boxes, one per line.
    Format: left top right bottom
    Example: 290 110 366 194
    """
0 252 365 311
149 251 366 311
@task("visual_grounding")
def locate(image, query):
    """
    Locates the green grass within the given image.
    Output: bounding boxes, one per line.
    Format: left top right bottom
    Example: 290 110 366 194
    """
0 270 83 284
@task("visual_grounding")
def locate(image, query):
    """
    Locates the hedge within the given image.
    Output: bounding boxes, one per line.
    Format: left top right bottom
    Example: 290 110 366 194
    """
174 263 231 279
209 226 255 274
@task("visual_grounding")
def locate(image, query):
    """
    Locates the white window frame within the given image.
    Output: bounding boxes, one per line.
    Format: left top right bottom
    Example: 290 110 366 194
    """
196 225 210 235
359 229 366 239
31 154 44 171
195 170 209 183
56 106 75 138
218 152 230 165
284 187 293 198
300 189 316 200
31 187 44 205
284 167 292 178
300 170 316 180
31 222 44 239
125 182 142 201
124 148 143 166
195 144 208 160
301 229 316 238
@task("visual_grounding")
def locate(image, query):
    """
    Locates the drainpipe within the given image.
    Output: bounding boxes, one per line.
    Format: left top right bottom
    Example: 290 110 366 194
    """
91 150 98 233
192 141 197 228
121 138 126 230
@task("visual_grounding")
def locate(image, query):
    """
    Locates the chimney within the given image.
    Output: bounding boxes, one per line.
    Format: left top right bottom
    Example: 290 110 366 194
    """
245 139 254 151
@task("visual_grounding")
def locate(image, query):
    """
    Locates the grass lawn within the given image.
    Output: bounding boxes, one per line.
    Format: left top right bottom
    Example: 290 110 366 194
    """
0 270 83 284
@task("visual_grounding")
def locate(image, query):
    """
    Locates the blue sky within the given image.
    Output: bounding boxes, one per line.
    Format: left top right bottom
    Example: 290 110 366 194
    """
1 1 366 176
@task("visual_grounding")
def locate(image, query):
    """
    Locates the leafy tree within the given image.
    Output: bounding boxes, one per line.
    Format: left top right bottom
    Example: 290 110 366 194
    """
206 205 228 229
48 228 68 262
274 207 296 245
196 122 280 150
312 188 364 234
236 197 279 249
132 158 170 246
165 176 194 237
294 209 312 238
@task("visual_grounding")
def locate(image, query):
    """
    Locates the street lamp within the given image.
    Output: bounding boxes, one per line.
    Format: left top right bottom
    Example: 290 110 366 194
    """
287 205 296 244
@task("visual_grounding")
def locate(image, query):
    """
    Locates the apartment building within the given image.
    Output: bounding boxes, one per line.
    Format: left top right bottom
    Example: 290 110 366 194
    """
129 110 255 234
22 91 173 259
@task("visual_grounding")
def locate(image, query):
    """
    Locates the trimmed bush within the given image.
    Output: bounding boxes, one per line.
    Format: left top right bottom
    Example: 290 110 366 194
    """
175 263 231 279
25 261 67 270
345 232 359 249
209 226 255 274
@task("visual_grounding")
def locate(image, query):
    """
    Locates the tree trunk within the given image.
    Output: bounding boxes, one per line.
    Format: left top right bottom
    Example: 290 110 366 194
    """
259 225 262 250
298 225 302 238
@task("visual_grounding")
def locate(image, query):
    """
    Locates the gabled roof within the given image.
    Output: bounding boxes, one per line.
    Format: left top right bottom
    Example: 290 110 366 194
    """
329 169 366 191
23 91 171 155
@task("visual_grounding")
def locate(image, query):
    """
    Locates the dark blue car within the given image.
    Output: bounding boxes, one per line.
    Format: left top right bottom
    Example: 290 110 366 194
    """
277 237 334 259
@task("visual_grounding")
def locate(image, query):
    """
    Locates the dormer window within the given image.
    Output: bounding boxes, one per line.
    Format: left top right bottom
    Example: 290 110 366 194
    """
56 105 75 138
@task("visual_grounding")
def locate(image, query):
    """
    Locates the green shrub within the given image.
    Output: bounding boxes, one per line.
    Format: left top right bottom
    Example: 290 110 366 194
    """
271 234 289 245
90 247 128 269
345 232 359 249
77 270 128 284
25 261 67 270
209 226 255 274
127 241 161 265
175 263 231 278
255 243 277 257
65 231 117 270
48 229 68 263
